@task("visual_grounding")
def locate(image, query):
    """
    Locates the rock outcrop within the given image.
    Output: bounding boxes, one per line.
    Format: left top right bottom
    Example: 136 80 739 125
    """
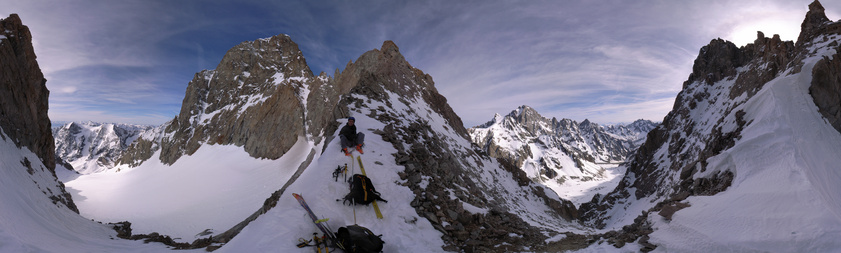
0 14 77 213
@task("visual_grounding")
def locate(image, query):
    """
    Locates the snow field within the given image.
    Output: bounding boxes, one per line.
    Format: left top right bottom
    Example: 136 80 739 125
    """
0 129 173 252
64 136 315 242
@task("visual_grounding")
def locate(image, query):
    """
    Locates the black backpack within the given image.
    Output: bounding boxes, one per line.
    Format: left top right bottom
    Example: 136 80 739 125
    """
336 225 384 253
343 174 387 205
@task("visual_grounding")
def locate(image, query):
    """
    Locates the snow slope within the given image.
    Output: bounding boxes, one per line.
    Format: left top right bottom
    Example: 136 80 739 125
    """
0 128 175 252
218 116 447 252
645 34 841 252
63 136 315 242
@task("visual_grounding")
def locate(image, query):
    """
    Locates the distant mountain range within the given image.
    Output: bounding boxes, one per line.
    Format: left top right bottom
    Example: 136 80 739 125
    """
52 122 154 174
469 105 657 184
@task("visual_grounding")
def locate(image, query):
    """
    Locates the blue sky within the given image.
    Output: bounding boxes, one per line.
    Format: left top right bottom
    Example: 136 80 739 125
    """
2 0 839 127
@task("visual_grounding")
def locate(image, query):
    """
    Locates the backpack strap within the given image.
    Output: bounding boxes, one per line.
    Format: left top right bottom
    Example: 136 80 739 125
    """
360 175 369 202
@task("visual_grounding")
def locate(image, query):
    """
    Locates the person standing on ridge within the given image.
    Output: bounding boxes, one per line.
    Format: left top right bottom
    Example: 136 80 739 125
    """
340 117 365 156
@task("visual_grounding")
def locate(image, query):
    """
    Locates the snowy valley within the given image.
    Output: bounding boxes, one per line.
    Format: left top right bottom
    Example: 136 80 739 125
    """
2 1 841 252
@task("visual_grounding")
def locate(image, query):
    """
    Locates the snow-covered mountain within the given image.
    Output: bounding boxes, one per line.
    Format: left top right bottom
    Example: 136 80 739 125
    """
468 105 656 203
577 1 841 251
471 105 656 166
52 122 154 174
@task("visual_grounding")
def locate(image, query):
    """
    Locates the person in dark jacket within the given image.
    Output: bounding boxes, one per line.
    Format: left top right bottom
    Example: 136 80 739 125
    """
340 117 365 156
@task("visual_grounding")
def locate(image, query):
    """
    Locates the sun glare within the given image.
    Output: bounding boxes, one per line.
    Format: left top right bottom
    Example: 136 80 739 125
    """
728 18 801 47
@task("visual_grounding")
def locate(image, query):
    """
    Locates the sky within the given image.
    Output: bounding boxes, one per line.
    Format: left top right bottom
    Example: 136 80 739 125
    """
2 0 839 127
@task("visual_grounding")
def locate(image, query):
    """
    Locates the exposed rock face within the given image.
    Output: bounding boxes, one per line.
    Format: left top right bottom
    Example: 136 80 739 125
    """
120 34 343 166
579 0 840 234
0 14 77 213
0 14 54 171
810 45 841 133
161 35 319 164
806 1 841 134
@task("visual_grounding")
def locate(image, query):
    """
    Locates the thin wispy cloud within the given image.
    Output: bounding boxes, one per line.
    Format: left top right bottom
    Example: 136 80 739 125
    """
2 0 839 126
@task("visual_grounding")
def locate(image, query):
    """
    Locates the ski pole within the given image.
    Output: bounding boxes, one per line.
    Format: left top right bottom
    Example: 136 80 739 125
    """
312 233 318 253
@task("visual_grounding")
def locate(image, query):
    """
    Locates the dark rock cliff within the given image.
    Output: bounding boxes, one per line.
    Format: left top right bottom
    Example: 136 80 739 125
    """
0 14 77 213
0 14 55 171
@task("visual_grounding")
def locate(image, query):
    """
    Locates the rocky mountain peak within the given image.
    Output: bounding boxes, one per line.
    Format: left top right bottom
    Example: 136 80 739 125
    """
685 39 746 86
380 40 401 58
797 0 831 48
0 14 55 171
504 105 545 132
226 34 313 78
336 40 466 137
119 34 336 166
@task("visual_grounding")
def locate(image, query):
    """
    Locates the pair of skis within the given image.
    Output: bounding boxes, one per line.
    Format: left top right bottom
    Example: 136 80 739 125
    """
292 150 384 249
293 193 338 249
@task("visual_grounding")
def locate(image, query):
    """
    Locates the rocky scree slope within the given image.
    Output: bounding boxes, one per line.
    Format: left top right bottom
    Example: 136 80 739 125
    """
578 0 841 248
